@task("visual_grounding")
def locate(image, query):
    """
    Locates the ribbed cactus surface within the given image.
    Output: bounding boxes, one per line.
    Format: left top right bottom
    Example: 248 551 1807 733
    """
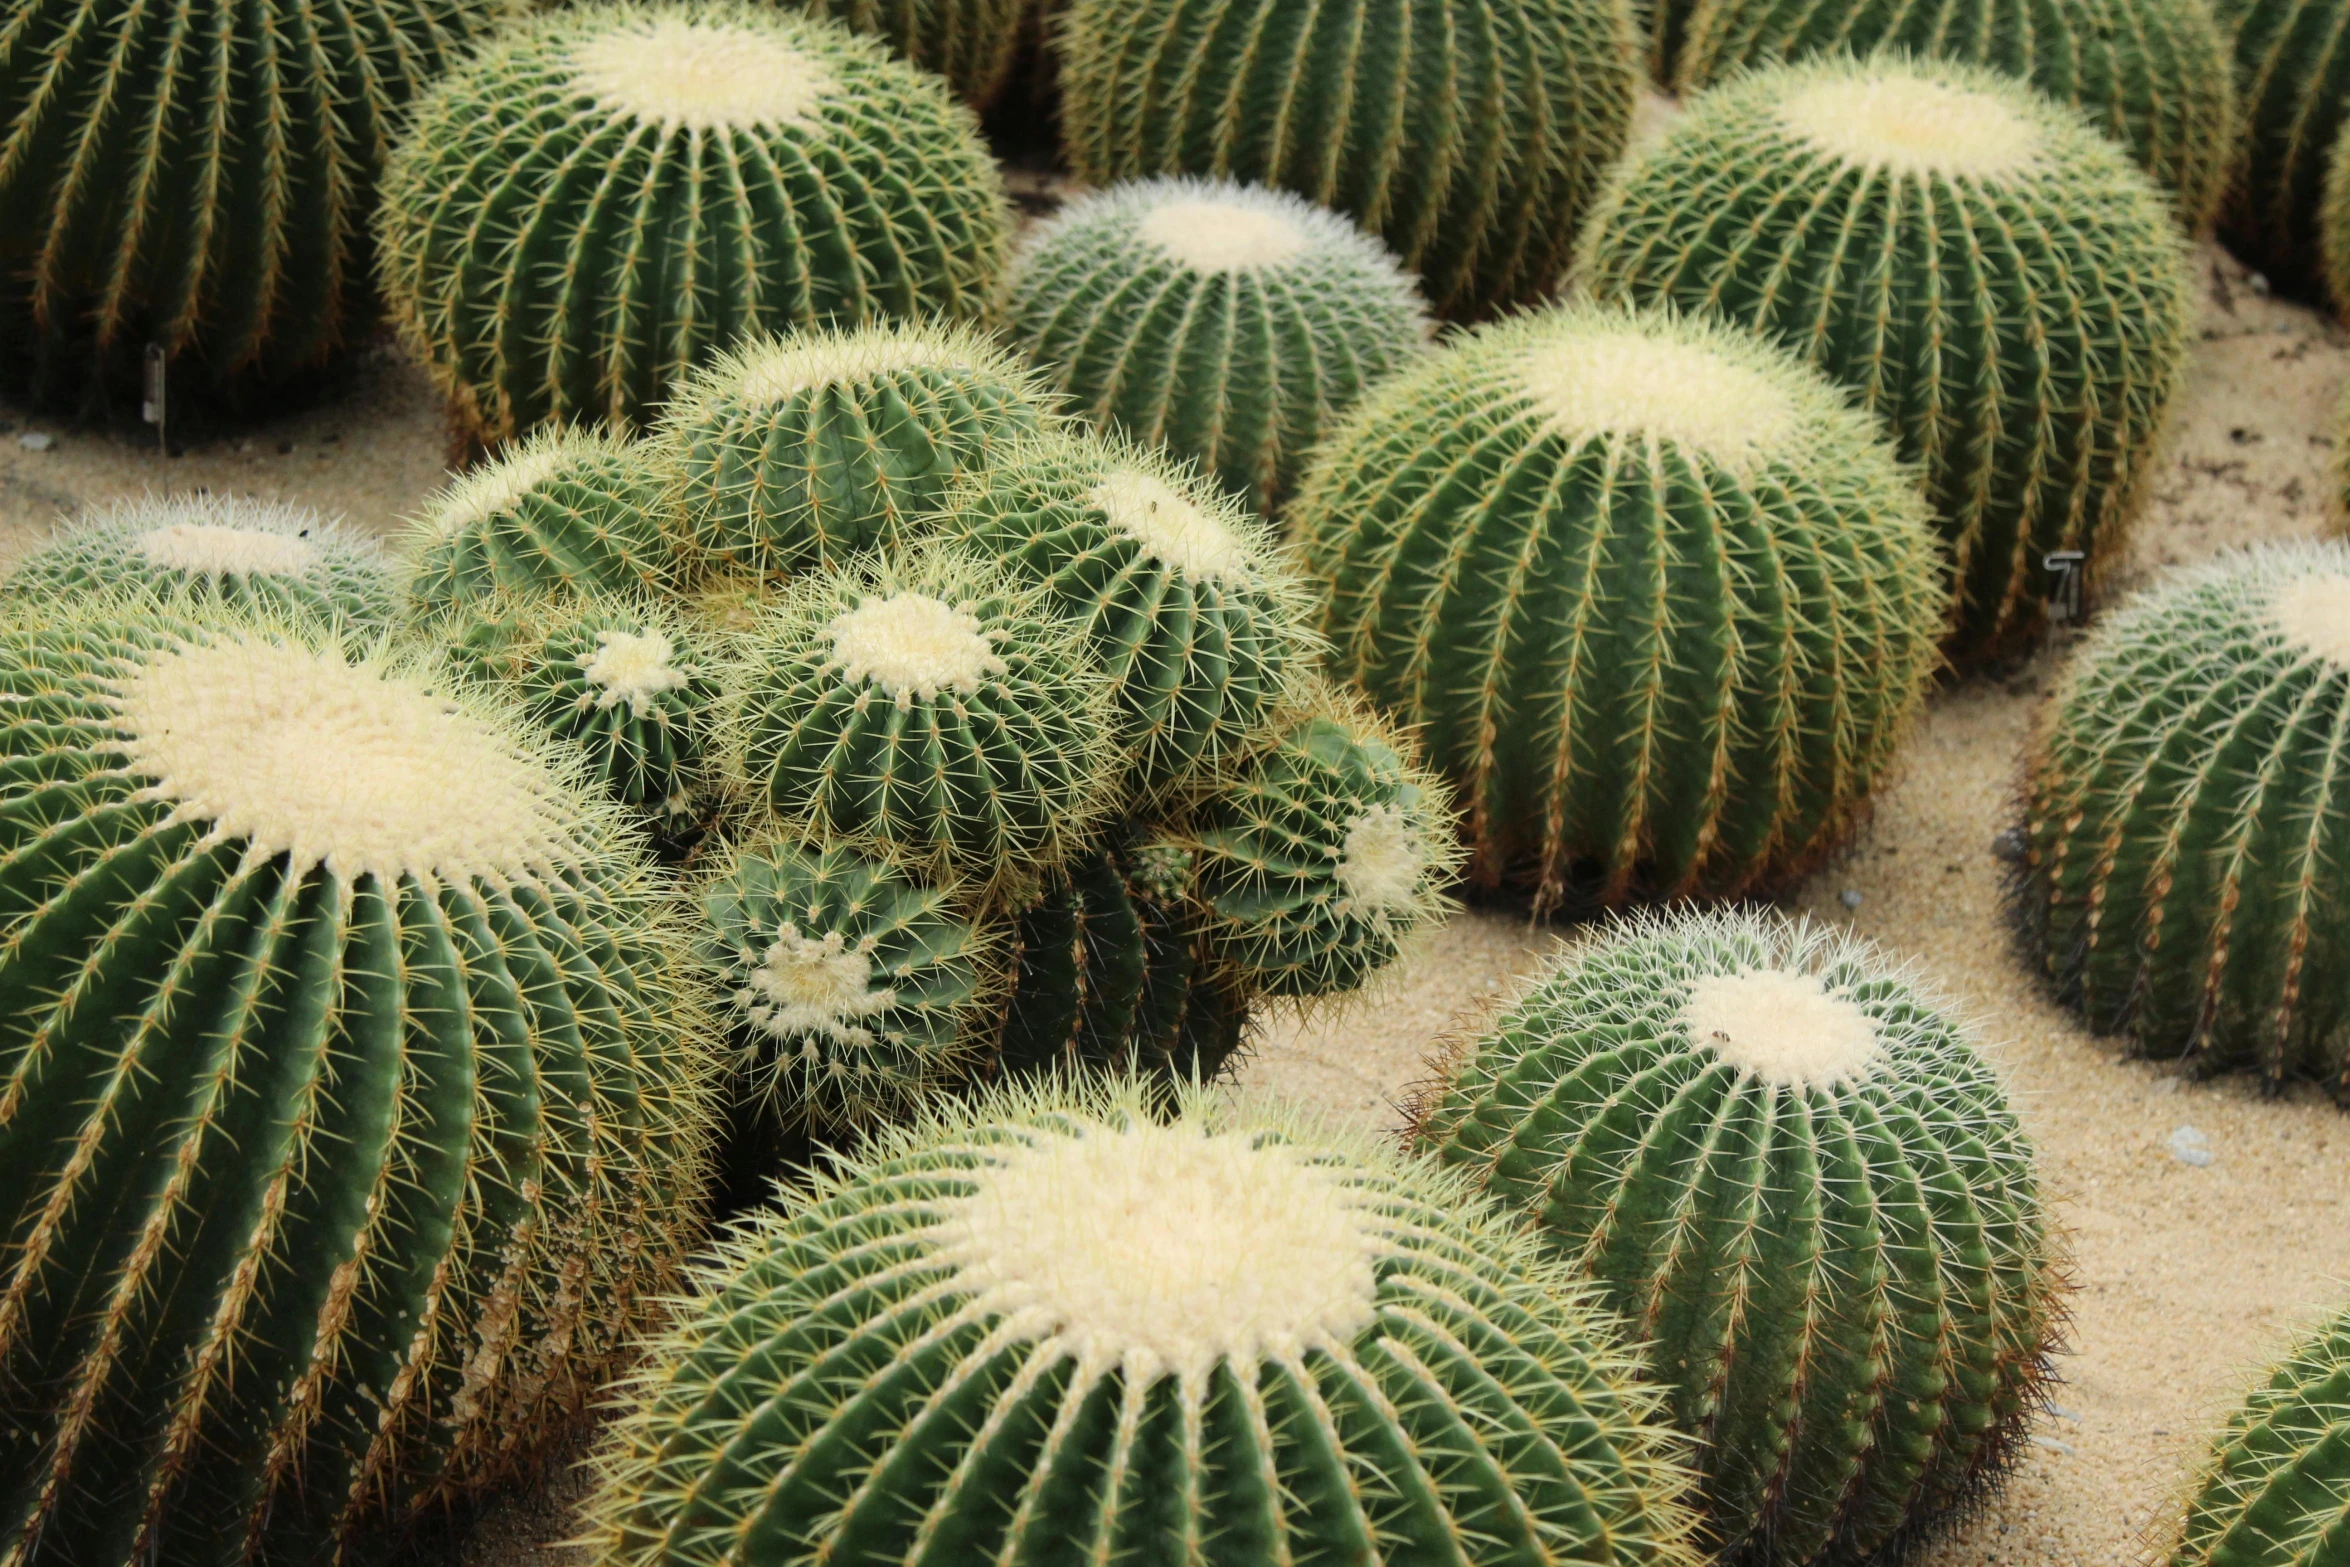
2320 120 2350 315
585 1080 1702 1567
2021 543 2350 1096
379 3 1011 441
1578 56 2192 664
1002 177 1431 512
1417 908 2065 1567
1297 305 1945 909
4 495 399 630
2216 0 2350 293
0 603 712 1565
1058 0 1639 318
0 0 491 402
660 322 1053 581
1676 0 2236 224
2170 1299 2350 1567
792 0 1029 103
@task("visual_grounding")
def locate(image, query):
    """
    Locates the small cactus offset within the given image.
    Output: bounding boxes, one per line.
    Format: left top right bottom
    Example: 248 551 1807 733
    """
931 430 1311 790
1295 304 1945 909
2169 1299 2350 1567
791 0 1029 104
0 0 492 405
658 321 1055 581
1416 907 2067 1567
697 838 984 1129
2216 0 2350 294
1577 55 2192 665
1001 177 1432 512
584 1078 1703 1567
405 428 686 617
0 600 713 1565
2019 543 2350 1096
1057 0 1640 318
1675 0 2237 225
378 3 1011 441
3 495 399 630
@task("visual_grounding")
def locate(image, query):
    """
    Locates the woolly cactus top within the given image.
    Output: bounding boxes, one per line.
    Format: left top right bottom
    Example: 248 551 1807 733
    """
127 513 321 577
1772 68 2049 178
1019 175 1425 293
567 13 840 130
824 589 1008 702
678 319 1013 411
423 428 633 539
1680 966 1888 1087
1083 465 1256 588
2270 567 2350 665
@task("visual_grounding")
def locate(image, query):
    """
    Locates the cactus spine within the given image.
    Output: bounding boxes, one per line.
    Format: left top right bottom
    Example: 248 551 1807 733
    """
1296 304 1945 909
2020 543 2350 1096
1416 907 2066 1567
1002 178 1432 512
1577 55 2192 665
585 1078 1703 1567
378 3 1012 441
0 602 712 1565
1057 0 1640 318
2169 1300 2350 1567
790 0 1029 104
2215 0 2350 294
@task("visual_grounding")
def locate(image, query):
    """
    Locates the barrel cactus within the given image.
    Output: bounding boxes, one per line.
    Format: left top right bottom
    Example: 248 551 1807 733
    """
1674 0 2236 225
405 427 686 617
0 601 713 1565
2019 543 2350 1097
2320 119 2350 315
2216 0 2350 294
378 2 1012 442
659 320 1054 581
791 0 1028 104
1001 177 1432 512
932 431 1310 790
2169 1299 2350 1567
1057 0 1640 318
1415 907 2066 1567
1296 304 1945 910
584 1078 1702 1567
3 495 398 630
0 0 492 407
1577 55 2193 665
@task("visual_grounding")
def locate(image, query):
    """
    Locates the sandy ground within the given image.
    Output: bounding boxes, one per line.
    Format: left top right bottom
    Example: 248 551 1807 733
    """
2 241 2345 1567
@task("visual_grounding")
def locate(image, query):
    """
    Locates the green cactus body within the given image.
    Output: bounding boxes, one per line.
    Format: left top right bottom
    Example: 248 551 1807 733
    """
728 546 1118 885
1577 56 2192 665
1416 908 2065 1567
661 322 1053 581
2171 1301 2350 1567
1001 177 1432 513
0 603 712 1565
406 429 685 617
1296 304 1945 909
378 3 1012 442
1641 0 1703 79
1057 0 1639 319
0 0 491 404
933 432 1307 790
792 0 1028 103
442 594 720 816
2216 0 2350 293
1189 690 1461 997
2021 543 2350 1096
2320 121 2350 315
699 839 982 1129
584 1078 1703 1567
3 496 399 630
1675 0 2236 225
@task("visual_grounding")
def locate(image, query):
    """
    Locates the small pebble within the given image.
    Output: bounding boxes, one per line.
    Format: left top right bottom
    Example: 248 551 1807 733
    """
1839 889 1863 909
16 432 52 452
2248 271 2271 295
2168 1125 2214 1167
1991 827 2029 863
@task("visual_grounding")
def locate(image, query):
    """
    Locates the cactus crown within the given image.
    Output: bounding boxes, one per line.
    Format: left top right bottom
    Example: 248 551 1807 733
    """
1771 63 2051 177
567 13 840 129
2270 567 2350 664
1084 464 1256 588
824 587 1008 701
703 322 986 407
1513 319 1809 472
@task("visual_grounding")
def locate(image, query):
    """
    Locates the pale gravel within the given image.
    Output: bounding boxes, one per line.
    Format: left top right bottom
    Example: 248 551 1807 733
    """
0 239 2343 1567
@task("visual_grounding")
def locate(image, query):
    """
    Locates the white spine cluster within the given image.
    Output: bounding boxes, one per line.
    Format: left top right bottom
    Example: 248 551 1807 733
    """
578 628 690 718
1680 967 1887 1088
739 924 897 1048
569 17 840 132
826 593 1008 707
1087 470 1255 589
1334 803 1429 922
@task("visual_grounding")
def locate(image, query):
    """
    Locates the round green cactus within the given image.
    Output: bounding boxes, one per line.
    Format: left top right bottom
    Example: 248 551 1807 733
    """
2319 119 2350 315
792 0 1029 104
697 838 984 1129
932 430 1309 790
584 1077 1702 1567
378 3 1012 442
1577 55 2193 665
0 600 713 1565
2020 543 2350 1096
0 0 492 405
659 320 1054 581
1058 0 1639 319
3 495 399 630
1416 907 2066 1567
2217 0 2350 294
1675 0 2236 225
1296 304 1945 909
1001 177 1432 512
440 593 721 816
1188 687 1461 997
727 545 1119 885
2169 1299 2350 1567
405 428 686 617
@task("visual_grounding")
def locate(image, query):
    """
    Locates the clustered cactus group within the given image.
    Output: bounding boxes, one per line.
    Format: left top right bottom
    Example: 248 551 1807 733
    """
4 0 2348 1564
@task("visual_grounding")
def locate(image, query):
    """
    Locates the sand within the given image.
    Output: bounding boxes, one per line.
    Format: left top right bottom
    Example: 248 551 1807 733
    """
1 238 2345 1567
